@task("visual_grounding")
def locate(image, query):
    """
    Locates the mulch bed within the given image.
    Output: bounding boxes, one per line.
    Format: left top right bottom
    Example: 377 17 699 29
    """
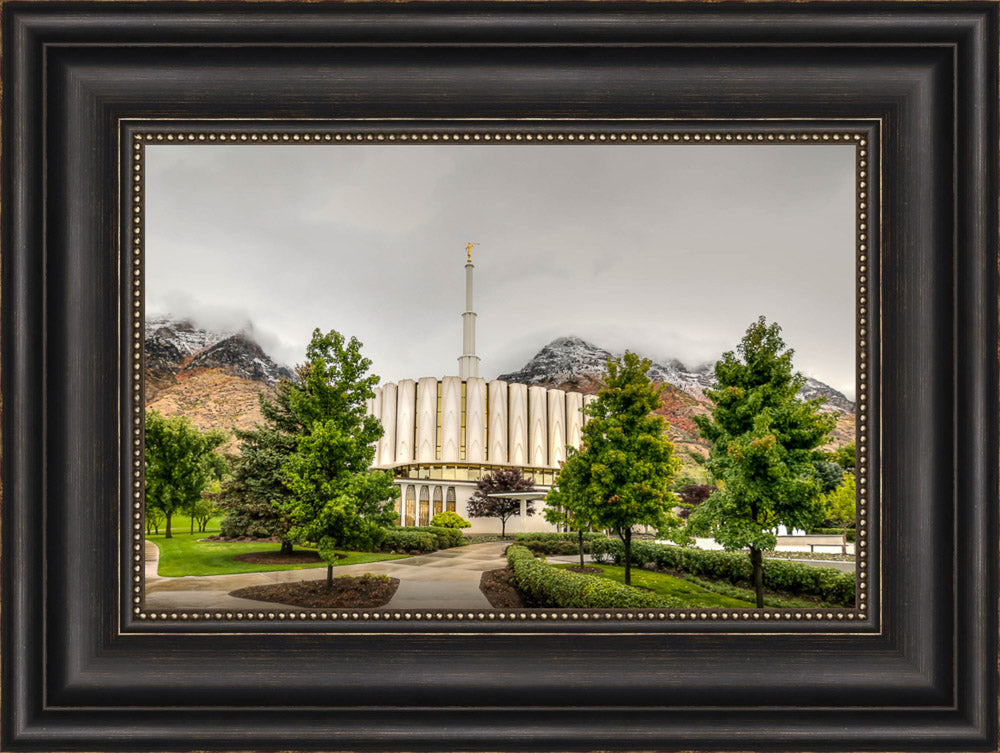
230 575 399 608
479 568 525 608
231 550 345 566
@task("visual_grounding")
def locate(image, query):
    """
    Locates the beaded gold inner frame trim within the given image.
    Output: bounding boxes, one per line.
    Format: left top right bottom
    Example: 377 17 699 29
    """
125 122 875 630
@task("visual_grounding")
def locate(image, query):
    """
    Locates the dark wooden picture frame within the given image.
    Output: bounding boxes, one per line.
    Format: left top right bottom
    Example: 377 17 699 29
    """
2 2 997 750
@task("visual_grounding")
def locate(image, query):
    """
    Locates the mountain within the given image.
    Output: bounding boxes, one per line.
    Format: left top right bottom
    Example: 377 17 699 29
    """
144 318 291 387
181 334 294 384
143 317 293 451
497 335 856 457
498 335 854 413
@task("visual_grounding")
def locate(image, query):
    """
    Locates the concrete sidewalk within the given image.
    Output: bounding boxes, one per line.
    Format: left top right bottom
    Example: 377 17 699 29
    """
143 540 510 611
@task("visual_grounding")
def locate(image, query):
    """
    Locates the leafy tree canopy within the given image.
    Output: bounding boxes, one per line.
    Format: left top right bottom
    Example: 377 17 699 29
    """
689 316 836 606
675 483 716 520
145 411 227 538
275 329 399 583
545 351 683 584
813 460 844 495
827 441 856 471
822 472 856 531
467 467 536 537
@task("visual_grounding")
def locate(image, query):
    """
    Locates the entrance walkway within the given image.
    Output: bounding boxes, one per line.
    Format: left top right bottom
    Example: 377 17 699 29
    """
143 540 510 611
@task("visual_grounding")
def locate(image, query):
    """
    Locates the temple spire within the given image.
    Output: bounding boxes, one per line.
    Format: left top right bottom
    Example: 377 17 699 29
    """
458 243 480 379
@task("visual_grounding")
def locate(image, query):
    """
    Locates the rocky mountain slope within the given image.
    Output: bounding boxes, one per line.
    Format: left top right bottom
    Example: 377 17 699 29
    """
498 335 856 455
144 318 292 451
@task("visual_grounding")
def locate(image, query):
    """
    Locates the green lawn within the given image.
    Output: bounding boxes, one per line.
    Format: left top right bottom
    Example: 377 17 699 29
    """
554 563 755 608
147 527 408 577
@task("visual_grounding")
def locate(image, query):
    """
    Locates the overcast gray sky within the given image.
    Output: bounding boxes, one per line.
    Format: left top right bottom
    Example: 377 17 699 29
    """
145 142 857 398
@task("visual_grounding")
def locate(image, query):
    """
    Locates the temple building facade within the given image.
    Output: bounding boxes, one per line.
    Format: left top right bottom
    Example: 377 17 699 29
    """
367 244 593 534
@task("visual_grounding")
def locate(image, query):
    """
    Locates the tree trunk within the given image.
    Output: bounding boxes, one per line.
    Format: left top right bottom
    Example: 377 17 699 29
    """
327 563 333 588
281 539 294 555
190 514 195 535
164 511 172 539
750 546 764 608
578 529 585 569
500 518 506 538
624 528 632 586
842 528 848 556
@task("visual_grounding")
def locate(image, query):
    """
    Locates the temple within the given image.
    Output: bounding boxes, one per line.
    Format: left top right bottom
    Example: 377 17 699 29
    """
367 244 593 533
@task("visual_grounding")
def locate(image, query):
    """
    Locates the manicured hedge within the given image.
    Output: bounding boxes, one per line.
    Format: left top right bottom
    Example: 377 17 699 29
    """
382 526 467 552
513 532 609 555
381 530 438 553
810 527 856 543
517 539 585 556
513 532 608 543
505 545 679 609
397 526 466 549
590 539 855 606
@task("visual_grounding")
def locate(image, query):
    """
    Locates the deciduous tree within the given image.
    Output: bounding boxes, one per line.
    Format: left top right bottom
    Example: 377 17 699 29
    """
690 317 836 607
467 467 536 538
276 329 398 585
547 352 683 585
144 411 227 539
822 472 856 554
676 483 716 520
828 441 856 471
545 447 596 568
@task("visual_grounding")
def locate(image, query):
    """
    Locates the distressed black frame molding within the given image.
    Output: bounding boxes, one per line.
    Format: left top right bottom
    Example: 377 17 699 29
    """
2 2 997 751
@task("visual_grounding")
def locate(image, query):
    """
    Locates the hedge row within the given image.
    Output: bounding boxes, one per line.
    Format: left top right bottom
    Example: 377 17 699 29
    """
518 539 589 556
678 573 819 609
505 545 679 609
590 539 855 606
381 530 438 553
810 527 856 542
400 525 466 549
513 532 608 543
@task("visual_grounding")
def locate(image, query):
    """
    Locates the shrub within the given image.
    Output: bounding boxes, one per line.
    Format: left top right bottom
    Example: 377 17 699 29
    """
505 545 679 609
518 539 589 556
431 511 472 529
381 530 437 553
401 525 465 548
513 532 608 543
590 539 854 606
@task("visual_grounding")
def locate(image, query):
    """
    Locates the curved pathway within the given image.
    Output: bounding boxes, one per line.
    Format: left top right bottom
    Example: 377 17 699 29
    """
143 540 510 611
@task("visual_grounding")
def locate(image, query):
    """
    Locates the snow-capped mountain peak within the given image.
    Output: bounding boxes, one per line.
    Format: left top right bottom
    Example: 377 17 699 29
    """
498 336 854 415
143 316 292 386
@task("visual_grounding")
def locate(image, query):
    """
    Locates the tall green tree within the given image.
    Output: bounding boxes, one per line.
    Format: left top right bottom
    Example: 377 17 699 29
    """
276 329 399 586
218 379 302 552
548 351 683 585
690 317 836 607
544 447 596 568
144 411 227 539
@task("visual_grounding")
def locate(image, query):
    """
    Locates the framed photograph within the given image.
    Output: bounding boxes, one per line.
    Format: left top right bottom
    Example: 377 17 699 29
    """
3 2 996 751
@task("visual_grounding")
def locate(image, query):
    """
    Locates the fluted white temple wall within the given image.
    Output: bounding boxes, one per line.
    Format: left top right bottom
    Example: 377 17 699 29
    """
368 376 596 533
415 377 437 462
507 383 528 466
465 377 487 463
395 379 416 463
487 380 508 463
